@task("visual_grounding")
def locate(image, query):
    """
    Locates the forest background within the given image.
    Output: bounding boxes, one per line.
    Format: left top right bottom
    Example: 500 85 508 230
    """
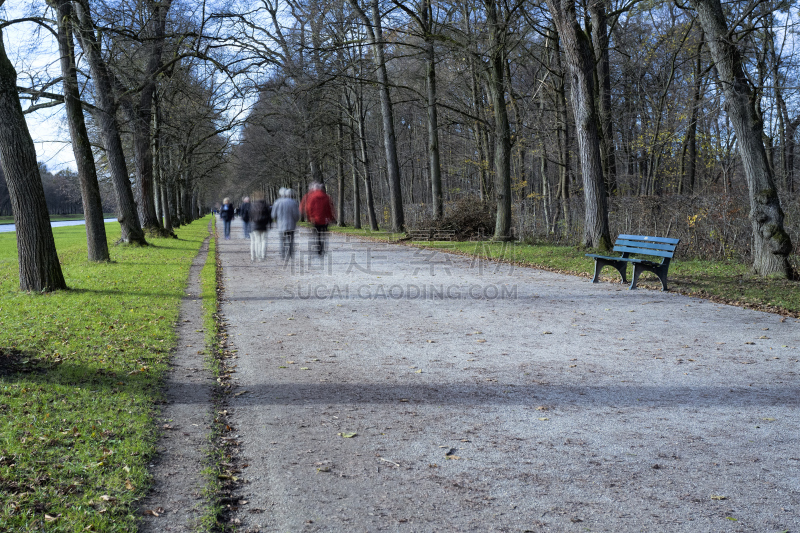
1 0 799 278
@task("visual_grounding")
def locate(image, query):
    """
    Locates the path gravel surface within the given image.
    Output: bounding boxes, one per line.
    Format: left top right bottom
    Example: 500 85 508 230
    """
217 219 800 532
139 235 214 531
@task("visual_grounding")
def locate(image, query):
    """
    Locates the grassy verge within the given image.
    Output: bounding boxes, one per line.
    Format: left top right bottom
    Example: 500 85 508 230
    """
328 226 800 317
197 218 227 532
0 217 211 531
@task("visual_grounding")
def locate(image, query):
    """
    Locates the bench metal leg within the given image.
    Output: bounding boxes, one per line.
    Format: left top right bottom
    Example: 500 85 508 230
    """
630 263 670 291
592 258 628 284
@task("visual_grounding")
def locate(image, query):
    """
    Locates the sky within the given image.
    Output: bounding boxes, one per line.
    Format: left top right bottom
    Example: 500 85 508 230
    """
2 1 79 172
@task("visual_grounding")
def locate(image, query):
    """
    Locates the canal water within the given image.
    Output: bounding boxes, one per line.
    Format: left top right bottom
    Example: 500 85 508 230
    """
0 218 117 233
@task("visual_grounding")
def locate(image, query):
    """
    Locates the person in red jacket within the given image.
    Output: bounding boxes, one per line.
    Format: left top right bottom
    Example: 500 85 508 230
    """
301 183 336 255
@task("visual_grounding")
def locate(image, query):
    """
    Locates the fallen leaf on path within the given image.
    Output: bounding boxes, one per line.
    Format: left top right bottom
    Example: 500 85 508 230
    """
143 509 160 517
287 333 296 336
538 417 549 421
317 466 331 472
761 417 776 422
542 331 552 335
710 495 727 500
536 406 548 411
234 390 249 396
338 432 357 438
476 339 486 343
300 367 310 370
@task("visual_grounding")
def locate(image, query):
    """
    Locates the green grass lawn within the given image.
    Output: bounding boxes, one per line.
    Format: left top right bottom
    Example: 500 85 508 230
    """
0 217 212 531
329 226 800 317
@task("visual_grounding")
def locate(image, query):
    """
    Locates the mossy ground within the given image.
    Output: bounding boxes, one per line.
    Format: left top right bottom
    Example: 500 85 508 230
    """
0 218 211 531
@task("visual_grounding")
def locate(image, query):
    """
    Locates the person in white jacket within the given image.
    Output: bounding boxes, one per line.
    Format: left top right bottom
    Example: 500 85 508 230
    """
271 188 300 259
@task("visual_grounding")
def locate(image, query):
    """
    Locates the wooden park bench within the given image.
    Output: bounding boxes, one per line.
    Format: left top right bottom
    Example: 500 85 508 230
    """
586 234 680 291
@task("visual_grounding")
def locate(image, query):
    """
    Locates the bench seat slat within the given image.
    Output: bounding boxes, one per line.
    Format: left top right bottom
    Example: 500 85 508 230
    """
585 254 660 266
617 234 680 245
612 245 674 258
615 239 677 252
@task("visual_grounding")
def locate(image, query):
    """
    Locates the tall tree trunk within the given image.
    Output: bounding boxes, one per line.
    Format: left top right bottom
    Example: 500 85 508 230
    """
421 1 443 219
355 99 379 230
349 127 362 229
53 0 108 261
683 31 704 195
0 30 67 291
132 0 172 232
547 0 611 250
547 27 572 235
589 0 617 196
73 0 146 245
348 0 405 231
691 0 794 277
336 117 346 226
485 0 512 241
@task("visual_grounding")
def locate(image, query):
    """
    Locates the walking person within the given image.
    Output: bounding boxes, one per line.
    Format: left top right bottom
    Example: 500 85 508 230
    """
250 193 271 261
301 183 336 256
220 197 234 239
240 196 252 239
272 187 300 259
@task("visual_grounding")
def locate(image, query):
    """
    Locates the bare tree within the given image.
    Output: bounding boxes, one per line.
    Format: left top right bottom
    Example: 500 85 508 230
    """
689 0 794 277
51 0 109 261
0 24 67 291
545 0 611 249
73 0 147 244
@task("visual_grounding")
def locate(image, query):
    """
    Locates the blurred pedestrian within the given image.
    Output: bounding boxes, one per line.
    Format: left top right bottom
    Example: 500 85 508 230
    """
272 187 300 259
240 196 252 239
250 193 271 261
220 197 234 239
301 182 336 255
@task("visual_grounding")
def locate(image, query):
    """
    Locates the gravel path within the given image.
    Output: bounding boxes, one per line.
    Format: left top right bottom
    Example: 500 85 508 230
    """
139 234 214 531
218 219 800 532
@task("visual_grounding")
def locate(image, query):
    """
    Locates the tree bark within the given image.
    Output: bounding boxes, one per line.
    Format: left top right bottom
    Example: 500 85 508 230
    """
691 0 793 277
53 0 109 261
349 126 362 229
336 116 346 226
0 30 67 291
547 0 611 250
73 0 146 245
348 0 405 231
681 31 704 195
132 0 172 232
589 0 617 196
421 0 443 220
485 0 512 241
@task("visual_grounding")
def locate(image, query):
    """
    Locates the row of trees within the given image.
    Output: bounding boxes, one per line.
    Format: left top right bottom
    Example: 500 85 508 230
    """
1 0 232 290
230 0 798 278
1 0 797 292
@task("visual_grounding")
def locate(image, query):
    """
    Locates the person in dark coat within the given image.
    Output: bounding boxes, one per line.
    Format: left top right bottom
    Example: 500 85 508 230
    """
220 197 234 239
250 193 271 261
240 196 252 239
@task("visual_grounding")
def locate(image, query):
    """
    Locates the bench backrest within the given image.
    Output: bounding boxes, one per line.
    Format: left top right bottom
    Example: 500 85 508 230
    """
613 234 680 259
